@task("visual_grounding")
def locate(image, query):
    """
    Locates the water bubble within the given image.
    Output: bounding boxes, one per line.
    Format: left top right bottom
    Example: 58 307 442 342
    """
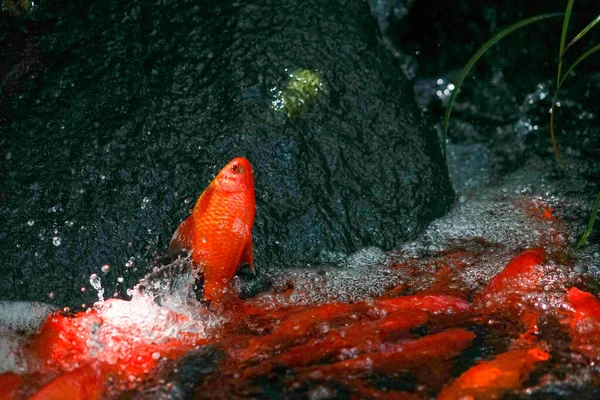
125 258 134 268
152 352 161 360
52 237 62 246
90 273 104 303
81 287 87 293
117 277 124 283
101 264 110 273
27 220 35 226
141 197 150 209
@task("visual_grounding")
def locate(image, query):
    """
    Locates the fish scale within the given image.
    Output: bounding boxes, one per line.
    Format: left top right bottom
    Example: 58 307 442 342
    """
196 194 252 299
170 157 256 302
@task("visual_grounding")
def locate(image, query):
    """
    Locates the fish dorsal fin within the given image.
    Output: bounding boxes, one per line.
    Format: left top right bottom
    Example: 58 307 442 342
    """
168 185 215 254
240 235 255 275
168 214 195 254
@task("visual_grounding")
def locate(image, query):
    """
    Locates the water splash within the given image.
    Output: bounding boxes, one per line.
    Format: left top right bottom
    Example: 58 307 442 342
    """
90 273 104 305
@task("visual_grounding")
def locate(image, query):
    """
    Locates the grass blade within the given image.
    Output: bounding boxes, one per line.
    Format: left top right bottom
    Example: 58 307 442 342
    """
559 43 600 87
442 12 563 158
576 191 600 249
549 98 565 166
564 14 600 54
557 0 575 85
550 43 600 164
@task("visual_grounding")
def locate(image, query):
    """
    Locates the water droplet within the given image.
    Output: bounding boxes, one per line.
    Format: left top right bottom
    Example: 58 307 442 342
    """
52 237 61 246
101 264 110 273
48 292 55 299
90 274 104 303
140 197 150 209
117 277 124 283
152 352 161 360
27 220 35 226
90 274 101 288
81 287 86 293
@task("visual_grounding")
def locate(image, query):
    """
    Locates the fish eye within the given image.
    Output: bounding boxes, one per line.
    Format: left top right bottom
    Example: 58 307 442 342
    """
231 164 244 174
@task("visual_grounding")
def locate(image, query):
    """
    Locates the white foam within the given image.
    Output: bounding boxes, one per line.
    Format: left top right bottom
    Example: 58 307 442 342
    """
0 301 58 334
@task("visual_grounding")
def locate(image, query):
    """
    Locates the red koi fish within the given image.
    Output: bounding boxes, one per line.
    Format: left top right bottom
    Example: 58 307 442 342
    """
563 287 600 360
170 157 256 302
29 365 105 400
437 348 549 400
0 372 24 400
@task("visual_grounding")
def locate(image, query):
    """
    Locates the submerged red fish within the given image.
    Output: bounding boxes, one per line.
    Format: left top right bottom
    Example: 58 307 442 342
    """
170 157 256 302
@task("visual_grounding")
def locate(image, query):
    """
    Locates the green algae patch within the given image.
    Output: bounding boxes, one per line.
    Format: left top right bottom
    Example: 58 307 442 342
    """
272 68 327 120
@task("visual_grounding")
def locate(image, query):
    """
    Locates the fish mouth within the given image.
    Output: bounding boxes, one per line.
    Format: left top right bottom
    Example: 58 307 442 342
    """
231 163 244 175
216 157 254 193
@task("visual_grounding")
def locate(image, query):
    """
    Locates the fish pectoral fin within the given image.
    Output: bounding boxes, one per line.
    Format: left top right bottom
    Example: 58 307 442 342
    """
195 184 215 215
169 185 215 255
169 214 195 254
240 235 255 275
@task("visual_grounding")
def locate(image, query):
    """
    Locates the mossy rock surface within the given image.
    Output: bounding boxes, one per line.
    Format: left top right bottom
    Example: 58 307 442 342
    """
0 0 453 308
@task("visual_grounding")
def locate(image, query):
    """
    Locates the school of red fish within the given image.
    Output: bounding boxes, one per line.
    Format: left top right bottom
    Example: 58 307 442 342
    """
1 157 599 399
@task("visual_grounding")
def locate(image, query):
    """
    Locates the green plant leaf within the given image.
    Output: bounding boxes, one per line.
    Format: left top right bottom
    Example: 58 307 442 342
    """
576 191 600 249
548 99 565 166
559 43 600 87
564 14 600 55
442 12 563 158
557 0 575 85
549 43 600 164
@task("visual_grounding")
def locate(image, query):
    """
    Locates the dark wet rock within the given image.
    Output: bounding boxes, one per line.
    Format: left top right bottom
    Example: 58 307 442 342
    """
0 0 452 308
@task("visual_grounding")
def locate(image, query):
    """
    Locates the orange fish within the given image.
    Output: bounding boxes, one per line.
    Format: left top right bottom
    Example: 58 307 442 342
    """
29 365 105 400
437 348 549 400
170 157 256 302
